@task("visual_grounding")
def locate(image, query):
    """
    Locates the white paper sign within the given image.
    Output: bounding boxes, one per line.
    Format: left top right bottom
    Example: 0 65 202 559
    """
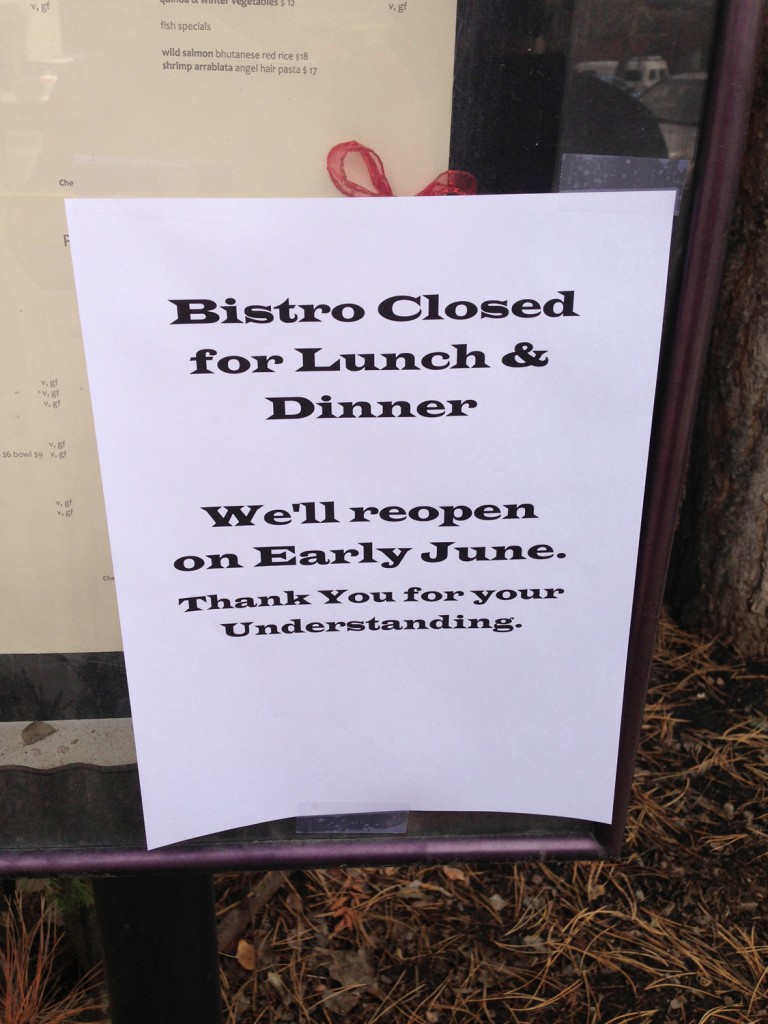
66 193 674 849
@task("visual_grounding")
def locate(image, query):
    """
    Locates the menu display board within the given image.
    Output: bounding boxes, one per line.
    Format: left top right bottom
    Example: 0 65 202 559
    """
2 0 758 865
1 0 456 653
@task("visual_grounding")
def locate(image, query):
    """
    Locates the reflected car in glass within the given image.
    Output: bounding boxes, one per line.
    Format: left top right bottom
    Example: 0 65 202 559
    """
639 73 707 161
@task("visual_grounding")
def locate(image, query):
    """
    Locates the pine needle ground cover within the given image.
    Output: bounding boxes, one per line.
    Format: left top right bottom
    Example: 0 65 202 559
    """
215 617 768 1024
0 894 101 1024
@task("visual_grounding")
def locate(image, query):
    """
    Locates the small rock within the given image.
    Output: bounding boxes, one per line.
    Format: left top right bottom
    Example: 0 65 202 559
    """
21 721 57 745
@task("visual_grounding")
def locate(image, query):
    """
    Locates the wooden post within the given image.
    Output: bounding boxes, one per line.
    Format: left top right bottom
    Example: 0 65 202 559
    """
92 873 222 1024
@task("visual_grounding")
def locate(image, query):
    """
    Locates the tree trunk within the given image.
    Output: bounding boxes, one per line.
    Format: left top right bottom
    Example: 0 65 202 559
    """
667 21 768 657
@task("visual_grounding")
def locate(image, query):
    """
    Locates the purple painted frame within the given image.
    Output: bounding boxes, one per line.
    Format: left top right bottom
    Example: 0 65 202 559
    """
2 0 764 875
598 0 766 857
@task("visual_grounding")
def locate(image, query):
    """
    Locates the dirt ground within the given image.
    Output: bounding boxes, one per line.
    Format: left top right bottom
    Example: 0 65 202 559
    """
214 616 768 1024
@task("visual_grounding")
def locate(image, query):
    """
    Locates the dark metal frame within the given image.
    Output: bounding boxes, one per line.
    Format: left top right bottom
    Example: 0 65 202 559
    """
0 0 764 875
599 0 766 857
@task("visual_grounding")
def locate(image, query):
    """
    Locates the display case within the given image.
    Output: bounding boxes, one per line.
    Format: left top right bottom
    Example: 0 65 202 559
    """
0 0 763 872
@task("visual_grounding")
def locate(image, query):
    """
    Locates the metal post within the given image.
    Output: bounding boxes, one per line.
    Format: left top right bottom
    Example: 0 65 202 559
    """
92 873 222 1024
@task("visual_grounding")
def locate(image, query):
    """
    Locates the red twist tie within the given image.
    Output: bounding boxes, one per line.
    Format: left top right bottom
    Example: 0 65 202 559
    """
327 141 477 197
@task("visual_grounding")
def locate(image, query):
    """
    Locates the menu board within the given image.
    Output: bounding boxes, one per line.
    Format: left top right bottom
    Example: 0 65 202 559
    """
1 0 457 653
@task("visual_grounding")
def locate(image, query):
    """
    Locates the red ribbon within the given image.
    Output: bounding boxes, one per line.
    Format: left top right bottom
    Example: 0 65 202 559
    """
327 141 477 197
